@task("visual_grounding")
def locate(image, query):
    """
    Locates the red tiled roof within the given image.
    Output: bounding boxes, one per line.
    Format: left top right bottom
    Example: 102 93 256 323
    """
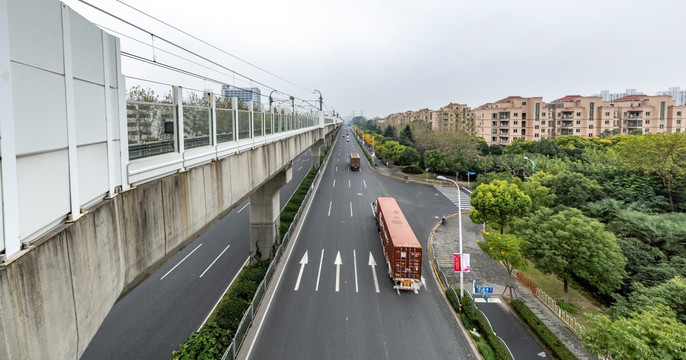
474 103 492 110
552 95 582 103
495 96 523 103
613 94 646 102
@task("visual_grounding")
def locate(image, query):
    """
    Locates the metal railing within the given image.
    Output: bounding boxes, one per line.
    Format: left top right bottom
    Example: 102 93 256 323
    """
512 269 585 334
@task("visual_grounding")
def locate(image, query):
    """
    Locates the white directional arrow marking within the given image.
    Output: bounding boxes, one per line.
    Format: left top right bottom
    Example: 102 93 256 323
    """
369 252 380 293
294 251 308 291
335 251 342 292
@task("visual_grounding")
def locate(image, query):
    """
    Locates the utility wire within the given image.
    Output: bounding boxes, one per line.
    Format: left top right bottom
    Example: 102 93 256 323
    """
115 0 314 94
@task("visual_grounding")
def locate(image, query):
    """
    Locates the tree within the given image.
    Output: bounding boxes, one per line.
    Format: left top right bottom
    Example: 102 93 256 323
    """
611 276 686 324
478 232 528 299
383 124 396 138
515 207 627 302
469 180 532 234
399 124 414 146
510 176 556 212
615 133 686 206
423 150 450 174
540 170 602 209
396 146 419 166
581 305 686 360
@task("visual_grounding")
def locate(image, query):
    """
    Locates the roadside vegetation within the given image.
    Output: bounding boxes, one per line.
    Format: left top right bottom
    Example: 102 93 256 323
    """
354 115 686 359
172 147 328 359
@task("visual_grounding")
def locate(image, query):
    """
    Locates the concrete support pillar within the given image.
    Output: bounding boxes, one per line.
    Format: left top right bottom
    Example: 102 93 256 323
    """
310 139 324 170
249 167 292 262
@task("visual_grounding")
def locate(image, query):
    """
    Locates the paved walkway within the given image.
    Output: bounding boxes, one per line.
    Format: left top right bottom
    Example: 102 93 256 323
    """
431 188 593 360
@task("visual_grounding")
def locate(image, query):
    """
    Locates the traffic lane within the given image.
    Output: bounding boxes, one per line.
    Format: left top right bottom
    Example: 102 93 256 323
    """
249 155 474 359
477 301 548 359
83 151 312 359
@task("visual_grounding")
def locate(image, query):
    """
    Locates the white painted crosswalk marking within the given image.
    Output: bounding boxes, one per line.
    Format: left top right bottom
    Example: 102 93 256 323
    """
434 185 472 210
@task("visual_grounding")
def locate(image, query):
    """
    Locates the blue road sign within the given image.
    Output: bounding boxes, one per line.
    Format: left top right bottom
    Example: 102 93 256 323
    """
481 286 494 294
468 172 477 175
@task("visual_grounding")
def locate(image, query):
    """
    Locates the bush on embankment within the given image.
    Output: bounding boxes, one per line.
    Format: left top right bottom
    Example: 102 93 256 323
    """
511 299 578 360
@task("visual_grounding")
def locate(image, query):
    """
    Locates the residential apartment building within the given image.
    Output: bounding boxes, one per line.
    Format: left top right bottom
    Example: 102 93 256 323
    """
221 84 261 106
473 96 548 146
657 86 686 106
433 103 476 134
610 94 686 134
548 95 608 137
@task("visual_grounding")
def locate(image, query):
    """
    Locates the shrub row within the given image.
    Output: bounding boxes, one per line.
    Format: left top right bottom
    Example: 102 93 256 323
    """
173 147 327 359
402 165 423 174
352 132 374 165
172 261 269 359
510 299 578 360
445 290 512 360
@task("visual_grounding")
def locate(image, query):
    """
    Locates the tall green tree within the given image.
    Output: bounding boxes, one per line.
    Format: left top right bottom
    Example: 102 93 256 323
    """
469 180 532 234
383 124 396 138
611 276 686 324
478 232 528 299
581 305 686 360
515 207 627 302
423 149 450 174
615 133 686 206
399 124 414 146
540 170 602 209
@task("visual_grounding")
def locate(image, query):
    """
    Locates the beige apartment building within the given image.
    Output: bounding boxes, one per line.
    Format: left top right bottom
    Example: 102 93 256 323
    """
385 103 475 134
473 96 549 146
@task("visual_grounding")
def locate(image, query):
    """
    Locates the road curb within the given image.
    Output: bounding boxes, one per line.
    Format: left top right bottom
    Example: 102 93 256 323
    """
427 211 483 360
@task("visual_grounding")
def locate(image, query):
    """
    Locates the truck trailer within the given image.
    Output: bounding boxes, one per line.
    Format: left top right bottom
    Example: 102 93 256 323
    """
374 197 422 293
350 153 360 171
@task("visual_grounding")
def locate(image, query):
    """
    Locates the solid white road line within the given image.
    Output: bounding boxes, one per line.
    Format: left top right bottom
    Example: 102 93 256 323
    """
328 201 332 216
353 249 359 292
198 257 249 331
237 202 250 213
363 180 367 188
316 249 324 291
350 202 353 217
199 244 231 278
160 243 202 280
294 251 308 291
334 251 342 292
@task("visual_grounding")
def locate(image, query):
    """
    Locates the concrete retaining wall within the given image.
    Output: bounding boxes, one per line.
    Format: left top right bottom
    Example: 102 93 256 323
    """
0 126 336 360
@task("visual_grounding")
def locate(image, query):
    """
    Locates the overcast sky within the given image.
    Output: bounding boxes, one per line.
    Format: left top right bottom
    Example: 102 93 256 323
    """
67 0 686 119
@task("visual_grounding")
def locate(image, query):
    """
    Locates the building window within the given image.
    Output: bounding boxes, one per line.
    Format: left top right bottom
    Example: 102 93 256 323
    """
645 129 650 133
514 113 518 117
541 129 545 133
514 129 518 133
576 120 581 125
557 121 561 125
646 120 650 124
521 129 526 135
605 112 610 116
514 121 518 125
492 121 497 126
589 125 594 129
588 133 593 137
660 101 665 120
557 113 561 117
677 128 681 132
646 112 651 116
576 129 581 133
576 112 581 117
678 120 682 124
542 112 546 117
522 121 526 127
535 133 539 138
522 113 527 119
678 111 682 116
605 120 610 124
535 125 540 129
491 129 497 134
624 112 627 116
492 113 497 119
522 102 526 105
491 137 497 141
660 124 664 129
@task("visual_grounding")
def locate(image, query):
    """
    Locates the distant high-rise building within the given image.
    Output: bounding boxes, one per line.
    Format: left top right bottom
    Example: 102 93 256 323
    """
656 87 686 106
595 89 642 102
221 84 261 106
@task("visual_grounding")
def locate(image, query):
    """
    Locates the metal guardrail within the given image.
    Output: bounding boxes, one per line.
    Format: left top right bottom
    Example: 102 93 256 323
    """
220 147 330 360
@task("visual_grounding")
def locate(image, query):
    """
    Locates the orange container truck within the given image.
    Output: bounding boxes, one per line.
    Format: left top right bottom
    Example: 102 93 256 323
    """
374 197 422 293
350 153 360 170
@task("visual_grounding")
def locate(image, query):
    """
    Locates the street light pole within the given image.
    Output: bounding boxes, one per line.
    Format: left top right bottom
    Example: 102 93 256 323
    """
437 175 464 298
269 90 277 111
314 89 323 111
523 156 536 177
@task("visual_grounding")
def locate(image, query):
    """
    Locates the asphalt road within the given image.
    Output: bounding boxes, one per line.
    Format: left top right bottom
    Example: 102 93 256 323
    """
242 129 478 360
82 150 314 360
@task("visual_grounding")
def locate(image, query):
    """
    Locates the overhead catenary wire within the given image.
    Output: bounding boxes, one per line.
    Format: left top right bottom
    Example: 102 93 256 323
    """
115 0 314 95
78 0 315 106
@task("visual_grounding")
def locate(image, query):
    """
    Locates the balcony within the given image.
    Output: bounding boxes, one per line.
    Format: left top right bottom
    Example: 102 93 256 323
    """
499 139 509 144
560 129 574 135
499 131 509 136
499 123 509 127
560 114 574 119
561 121 573 128
626 120 643 127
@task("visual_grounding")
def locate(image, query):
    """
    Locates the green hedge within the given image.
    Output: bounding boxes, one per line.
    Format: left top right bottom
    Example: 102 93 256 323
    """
446 290 512 360
279 169 317 241
511 299 578 360
172 261 269 359
402 165 423 174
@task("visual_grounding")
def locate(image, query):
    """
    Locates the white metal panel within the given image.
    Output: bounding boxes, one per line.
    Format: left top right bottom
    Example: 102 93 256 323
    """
77 143 108 206
0 0 20 257
69 8 104 85
11 62 68 156
7 0 63 74
16 150 70 241
74 79 107 145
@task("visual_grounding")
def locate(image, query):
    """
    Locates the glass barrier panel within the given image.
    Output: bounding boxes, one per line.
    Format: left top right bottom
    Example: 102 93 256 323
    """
238 110 251 139
183 106 211 149
265 113 273 135
216 108 234 143
127 102 176 160
253 111 263 137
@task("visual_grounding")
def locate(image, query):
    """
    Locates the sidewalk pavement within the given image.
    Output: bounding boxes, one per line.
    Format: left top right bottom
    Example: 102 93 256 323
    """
431 197 593 360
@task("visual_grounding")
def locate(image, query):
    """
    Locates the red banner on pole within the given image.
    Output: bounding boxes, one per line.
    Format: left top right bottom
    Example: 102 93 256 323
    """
454 253 461 272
